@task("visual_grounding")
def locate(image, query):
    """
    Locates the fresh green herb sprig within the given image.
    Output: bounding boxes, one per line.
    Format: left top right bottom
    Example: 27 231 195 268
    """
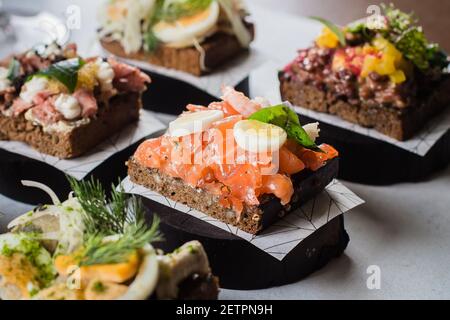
67 176 163 266
249 105 322 152
77 217 161 266
344 3 449 72
143 0 165 52
144 29 160 52
29 58 85 93
68 177 144 236
381 3 441 71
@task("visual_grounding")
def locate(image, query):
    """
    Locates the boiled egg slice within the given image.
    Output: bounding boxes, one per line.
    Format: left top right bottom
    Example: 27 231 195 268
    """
233 120 287 153
168 109 224 137
153 1 220 45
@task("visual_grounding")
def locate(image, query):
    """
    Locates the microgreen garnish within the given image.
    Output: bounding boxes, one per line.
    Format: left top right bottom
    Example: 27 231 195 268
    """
345 3 448 72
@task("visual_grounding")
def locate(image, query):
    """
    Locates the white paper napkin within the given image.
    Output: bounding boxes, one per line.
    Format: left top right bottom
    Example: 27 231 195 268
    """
121 176 364 261
0 110 166 180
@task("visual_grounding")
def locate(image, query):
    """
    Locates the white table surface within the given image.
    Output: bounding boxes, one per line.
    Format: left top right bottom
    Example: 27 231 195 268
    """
1 0 450 300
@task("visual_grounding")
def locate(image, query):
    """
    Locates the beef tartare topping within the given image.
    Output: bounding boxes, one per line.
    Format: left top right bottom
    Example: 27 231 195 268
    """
285 4 449 110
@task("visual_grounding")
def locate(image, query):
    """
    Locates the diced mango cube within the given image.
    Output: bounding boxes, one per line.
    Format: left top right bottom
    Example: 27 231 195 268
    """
389 70 406 84
316 27 340 49
376 55 397 75
361 55 379 77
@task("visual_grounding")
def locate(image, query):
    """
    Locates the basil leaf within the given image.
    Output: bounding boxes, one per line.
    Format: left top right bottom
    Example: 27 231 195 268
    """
32 58 85 93
310 16 346 46
249 105 322 152
7 58 21 82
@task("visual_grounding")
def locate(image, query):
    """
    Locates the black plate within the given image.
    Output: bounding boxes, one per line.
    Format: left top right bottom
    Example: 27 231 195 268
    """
0 139 147 205
142 197 349 290
139 70 249 115
298 114 450 185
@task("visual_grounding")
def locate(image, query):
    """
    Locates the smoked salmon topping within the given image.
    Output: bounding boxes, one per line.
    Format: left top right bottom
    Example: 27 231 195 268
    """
134 87 339 215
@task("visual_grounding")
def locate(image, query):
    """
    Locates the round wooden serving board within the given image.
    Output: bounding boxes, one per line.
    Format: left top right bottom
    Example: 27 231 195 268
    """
142 197 349 290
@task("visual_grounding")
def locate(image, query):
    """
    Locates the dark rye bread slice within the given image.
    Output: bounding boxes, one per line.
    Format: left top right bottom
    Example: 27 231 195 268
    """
279 72 450 141
0 93 141 159
128 157 338 235
100 24 254 76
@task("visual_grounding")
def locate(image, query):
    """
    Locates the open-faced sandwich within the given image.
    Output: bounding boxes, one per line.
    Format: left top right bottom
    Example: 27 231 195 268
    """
0 179 219 300
128 86 339 234
98 0 254 76
279 4 450 141
0 42 150 159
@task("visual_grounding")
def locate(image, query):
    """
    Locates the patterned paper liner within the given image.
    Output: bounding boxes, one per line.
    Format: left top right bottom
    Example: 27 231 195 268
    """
121 177 364 261
0 110 166 180
249 61 450 157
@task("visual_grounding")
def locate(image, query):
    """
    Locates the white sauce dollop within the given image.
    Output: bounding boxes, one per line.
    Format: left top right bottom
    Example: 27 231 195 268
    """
20 77 49 104
54 94 82 120
0 67 11 91
95 58 115 92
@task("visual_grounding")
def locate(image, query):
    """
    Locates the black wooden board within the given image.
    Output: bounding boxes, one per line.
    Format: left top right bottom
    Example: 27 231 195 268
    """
139 70 249 115
143 197 349 290
298 114 450 185
0 139 144 205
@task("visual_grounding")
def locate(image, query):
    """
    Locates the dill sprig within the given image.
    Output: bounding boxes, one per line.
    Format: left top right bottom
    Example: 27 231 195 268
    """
67 176 163 266
68 176 138 236
77 217 161 266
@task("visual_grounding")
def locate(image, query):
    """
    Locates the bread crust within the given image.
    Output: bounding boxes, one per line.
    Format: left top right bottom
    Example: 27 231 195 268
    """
100 25 254 76
279 72 450 141
0 93 141 159
128 157 338 234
